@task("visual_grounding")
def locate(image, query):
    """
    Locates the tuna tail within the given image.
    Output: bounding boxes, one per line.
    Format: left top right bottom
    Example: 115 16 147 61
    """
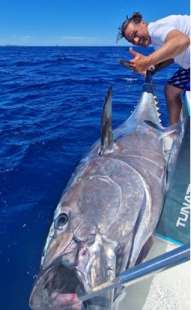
99 87 113 156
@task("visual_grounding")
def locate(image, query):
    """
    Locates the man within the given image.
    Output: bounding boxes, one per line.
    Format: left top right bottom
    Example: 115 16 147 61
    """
117 13 190 124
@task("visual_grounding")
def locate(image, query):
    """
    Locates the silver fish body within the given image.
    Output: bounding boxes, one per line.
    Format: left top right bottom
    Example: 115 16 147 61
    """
29 88 183 310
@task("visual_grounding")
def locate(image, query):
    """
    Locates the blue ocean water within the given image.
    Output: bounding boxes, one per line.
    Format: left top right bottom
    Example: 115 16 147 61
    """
0 46 178 310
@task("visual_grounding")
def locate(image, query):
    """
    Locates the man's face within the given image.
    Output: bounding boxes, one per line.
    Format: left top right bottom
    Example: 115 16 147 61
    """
124 21 151 47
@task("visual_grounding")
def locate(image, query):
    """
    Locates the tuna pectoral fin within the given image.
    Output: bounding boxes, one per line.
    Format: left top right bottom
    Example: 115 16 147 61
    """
144 120 180 159
144 120 163 131
99 87 113 156
144 120 178 136
144 120 178 141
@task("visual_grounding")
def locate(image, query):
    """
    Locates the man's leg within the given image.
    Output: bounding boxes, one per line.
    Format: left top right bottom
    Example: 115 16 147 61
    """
165 67 190 125
165 84 183 125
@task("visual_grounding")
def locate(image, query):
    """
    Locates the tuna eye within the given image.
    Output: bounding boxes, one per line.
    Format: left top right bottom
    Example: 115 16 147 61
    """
54 213 69 230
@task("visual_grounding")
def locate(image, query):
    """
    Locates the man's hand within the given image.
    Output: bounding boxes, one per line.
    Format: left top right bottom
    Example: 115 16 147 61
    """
128 48 151 74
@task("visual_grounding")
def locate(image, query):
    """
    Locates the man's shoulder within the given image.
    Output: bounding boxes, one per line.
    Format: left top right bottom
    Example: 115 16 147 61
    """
148 15 190 40
149 15 189 29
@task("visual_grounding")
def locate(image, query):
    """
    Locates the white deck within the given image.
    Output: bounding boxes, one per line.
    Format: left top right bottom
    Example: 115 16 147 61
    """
116 237 190 310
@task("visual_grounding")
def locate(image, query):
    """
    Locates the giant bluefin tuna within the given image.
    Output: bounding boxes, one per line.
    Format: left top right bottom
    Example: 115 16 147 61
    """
29 73 184 310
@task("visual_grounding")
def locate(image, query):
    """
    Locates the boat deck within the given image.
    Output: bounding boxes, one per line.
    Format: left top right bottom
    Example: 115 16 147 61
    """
117 236 190 310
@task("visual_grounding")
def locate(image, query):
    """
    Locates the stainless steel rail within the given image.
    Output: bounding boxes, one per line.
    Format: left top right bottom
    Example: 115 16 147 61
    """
79 244 190 302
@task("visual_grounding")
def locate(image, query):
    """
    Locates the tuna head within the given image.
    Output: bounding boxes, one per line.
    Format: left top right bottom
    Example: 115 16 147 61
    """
29 198 118 310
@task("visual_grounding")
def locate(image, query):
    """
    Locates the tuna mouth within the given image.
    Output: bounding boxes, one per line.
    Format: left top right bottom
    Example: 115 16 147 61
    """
29 256 114 310
29 260 85 310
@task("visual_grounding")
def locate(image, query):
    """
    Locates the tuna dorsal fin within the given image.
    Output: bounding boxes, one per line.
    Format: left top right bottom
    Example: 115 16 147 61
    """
99 87 113 156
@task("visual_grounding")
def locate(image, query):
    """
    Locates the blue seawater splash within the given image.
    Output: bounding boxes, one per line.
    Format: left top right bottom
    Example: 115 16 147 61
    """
0 46 178 310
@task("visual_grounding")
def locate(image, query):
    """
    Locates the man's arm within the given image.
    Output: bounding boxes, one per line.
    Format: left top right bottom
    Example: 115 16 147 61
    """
147 30 190 65
129 30 190 73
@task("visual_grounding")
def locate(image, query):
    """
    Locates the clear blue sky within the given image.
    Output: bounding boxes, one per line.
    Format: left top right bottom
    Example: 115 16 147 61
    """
0 0 189 46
